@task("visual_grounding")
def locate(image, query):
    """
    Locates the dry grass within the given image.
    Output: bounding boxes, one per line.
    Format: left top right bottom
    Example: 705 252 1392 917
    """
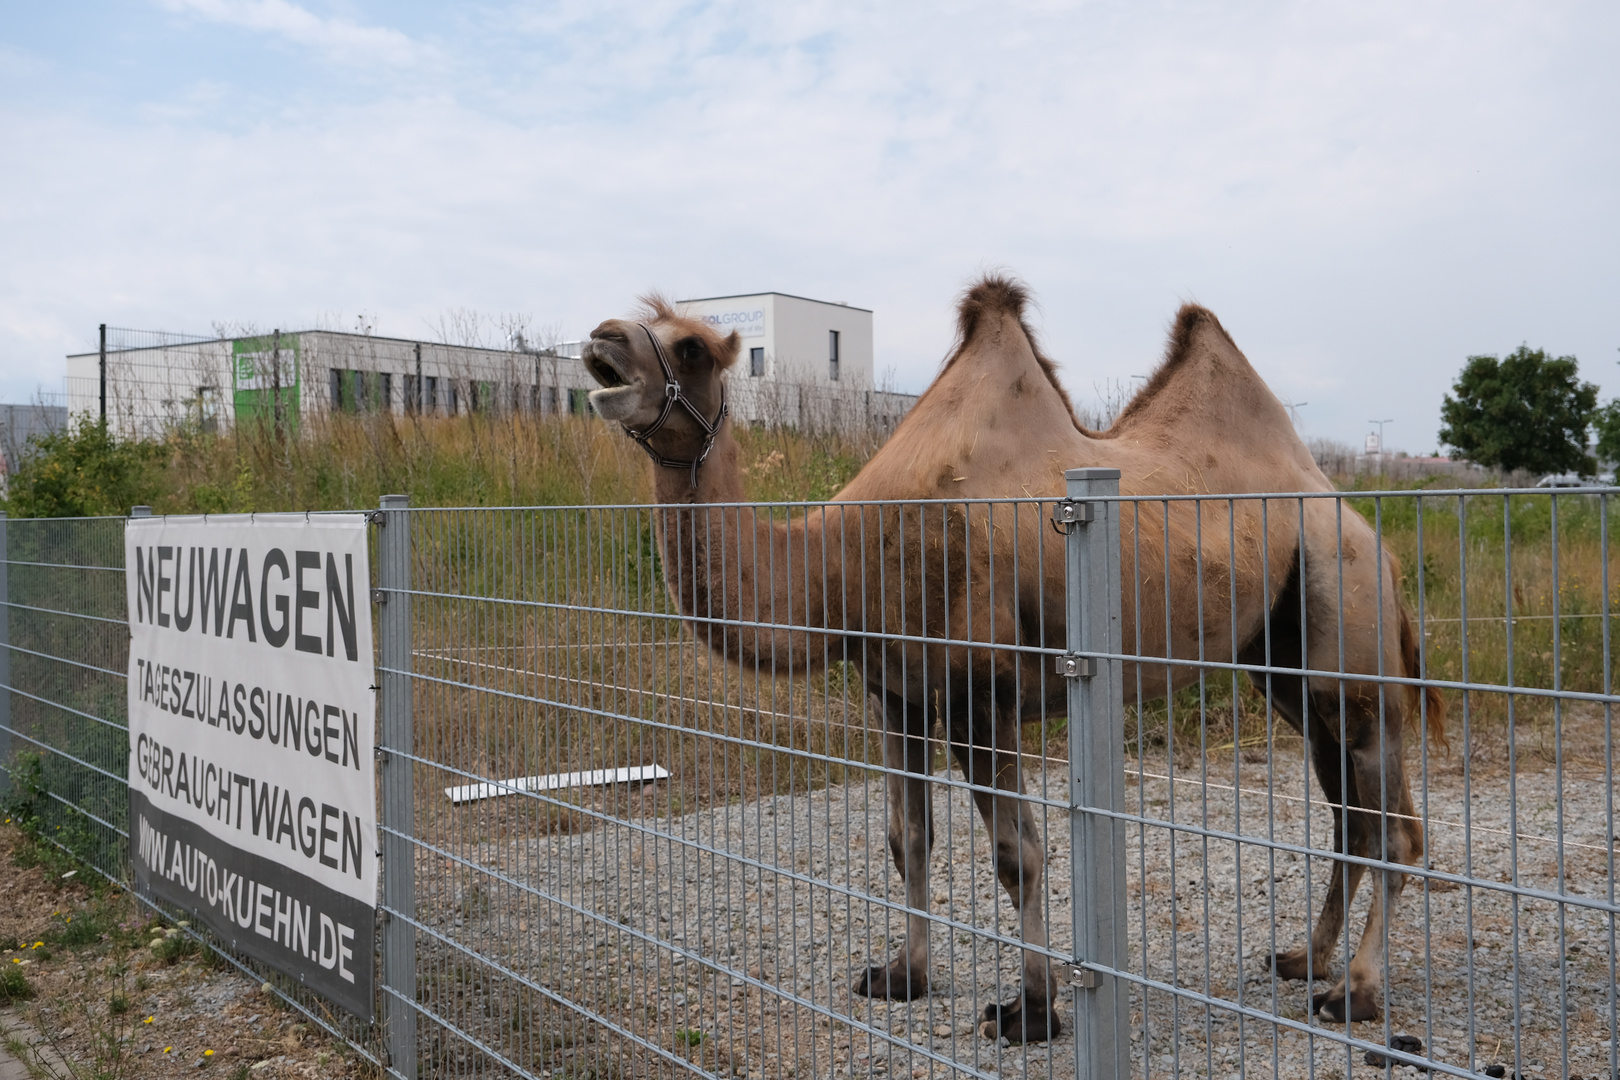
130 407 881 515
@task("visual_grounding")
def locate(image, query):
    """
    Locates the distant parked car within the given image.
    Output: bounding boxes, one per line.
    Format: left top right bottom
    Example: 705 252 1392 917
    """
1535 472 1616 488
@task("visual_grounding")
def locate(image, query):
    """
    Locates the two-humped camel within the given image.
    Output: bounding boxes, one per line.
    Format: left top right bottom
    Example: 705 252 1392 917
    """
582 275 1444 1043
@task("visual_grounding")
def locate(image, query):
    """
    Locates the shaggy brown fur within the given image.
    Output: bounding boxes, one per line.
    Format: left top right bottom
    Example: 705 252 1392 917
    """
583 272 1444 1040
938 274 1083 428
1109 302 1238 430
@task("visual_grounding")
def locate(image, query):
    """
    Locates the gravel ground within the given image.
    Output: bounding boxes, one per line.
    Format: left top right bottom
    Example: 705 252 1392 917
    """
429 733 1620 1080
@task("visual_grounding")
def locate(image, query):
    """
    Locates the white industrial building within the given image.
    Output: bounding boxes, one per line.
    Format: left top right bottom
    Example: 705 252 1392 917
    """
675 292 910 430
67 332 601 440
65 294 914 439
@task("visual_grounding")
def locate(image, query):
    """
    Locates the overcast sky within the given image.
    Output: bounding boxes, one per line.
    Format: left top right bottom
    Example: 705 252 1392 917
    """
2 0 1615 451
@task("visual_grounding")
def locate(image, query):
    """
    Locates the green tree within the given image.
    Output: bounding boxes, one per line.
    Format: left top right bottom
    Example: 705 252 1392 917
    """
1593 399 1620 469
1438 346 1597 475
1 416 163 518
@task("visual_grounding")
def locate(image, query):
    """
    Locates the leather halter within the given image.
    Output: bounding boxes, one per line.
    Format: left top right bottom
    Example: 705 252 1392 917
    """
623 323 728 486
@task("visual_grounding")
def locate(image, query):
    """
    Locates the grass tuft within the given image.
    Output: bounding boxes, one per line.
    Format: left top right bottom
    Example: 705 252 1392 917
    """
0 964 35 1003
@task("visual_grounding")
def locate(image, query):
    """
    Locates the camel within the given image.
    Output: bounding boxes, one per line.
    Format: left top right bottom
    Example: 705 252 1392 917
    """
582 275 1445 1043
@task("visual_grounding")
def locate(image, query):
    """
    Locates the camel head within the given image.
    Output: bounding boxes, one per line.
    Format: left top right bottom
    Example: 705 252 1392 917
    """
583 299 740 465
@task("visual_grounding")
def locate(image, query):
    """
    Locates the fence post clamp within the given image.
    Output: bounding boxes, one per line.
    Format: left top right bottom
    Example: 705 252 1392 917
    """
367 510 386 525
1064 961 1098 989
1055 654 1095 679
1050 499 1094 533
371 588 388 604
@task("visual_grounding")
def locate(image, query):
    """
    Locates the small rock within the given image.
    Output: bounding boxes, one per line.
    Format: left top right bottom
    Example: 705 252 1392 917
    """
1484 1067 1506 1079
933 1024 952 1038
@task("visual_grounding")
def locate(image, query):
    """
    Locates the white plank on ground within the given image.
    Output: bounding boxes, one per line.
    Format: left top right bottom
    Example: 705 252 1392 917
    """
444 765 670 805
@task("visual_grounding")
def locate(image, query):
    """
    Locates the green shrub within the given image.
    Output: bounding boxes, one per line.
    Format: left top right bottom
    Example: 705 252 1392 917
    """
0 415 163 518
44 909 106 950
148 931 198 965
0 965 34 1004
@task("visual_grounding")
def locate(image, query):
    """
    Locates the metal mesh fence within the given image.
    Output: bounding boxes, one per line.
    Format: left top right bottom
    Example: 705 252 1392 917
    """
383 492 1086 1079
1097 488 1619 1080
0 511 383 1067
3 484 1617 1080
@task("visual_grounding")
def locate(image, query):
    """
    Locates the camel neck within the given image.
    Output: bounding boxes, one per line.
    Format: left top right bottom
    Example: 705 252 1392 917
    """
650 423 744 505
647 421 840 672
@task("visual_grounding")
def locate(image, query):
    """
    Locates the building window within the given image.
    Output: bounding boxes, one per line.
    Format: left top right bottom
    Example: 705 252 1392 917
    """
330 368 363 412
330 369 389 413
424 375 440 413
750 347 765 378
403 374 419 414
829 331 840 381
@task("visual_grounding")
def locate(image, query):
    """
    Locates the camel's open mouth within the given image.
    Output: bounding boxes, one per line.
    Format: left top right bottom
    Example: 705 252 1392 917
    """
582 341 643 420
585 349 628 389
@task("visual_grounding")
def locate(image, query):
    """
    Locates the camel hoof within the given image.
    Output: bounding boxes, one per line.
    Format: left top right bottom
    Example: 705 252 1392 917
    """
852 959 928 1001
977 997 1062 1044
1268 948 1326 982
1313 984 1379 1022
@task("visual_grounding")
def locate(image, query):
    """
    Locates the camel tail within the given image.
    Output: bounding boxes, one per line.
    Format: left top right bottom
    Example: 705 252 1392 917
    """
1399 604 1448 751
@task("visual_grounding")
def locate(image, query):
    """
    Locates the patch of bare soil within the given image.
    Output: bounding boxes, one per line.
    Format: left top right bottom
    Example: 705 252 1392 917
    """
0 821 374 1080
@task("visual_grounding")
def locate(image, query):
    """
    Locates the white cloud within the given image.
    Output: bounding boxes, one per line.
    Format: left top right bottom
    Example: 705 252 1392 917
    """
2 0 1616 450
154 0 426 65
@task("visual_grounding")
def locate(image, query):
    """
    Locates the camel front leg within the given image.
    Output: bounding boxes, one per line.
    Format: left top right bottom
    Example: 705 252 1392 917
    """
1272 810 1364 984
852 696 933 1001
952 726 1061 1044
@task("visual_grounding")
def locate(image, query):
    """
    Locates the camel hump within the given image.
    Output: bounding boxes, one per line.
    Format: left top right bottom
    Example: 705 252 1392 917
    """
942 273 1081 425
1165 303 1239 360
1107 301 1287 436
955 274 1033 343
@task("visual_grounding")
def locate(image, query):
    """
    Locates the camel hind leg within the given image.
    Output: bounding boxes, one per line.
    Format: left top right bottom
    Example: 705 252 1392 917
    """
1311 691 1422 1022
852 692 935 1001
943 694 1061 1044
1240 564 1364 987
1266 512 1424 1021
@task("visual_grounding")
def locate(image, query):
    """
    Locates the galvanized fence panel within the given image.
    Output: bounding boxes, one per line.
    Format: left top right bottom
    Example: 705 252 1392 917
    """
1087 487 1619 1080
6 485 1617 1080
0 512 130 871
384 494 1090 1078
0 509 384 1069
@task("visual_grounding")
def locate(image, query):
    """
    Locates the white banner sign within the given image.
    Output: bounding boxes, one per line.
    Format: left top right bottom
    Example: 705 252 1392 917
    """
126 514 376 1018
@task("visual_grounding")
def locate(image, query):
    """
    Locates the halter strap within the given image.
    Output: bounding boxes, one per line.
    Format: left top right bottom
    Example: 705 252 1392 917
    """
624 323 728 486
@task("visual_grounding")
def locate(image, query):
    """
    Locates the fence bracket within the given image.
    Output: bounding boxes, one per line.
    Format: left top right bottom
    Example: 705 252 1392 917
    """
367 510 386 526
1064 962 1098 990
1050 499 1094 533
1055 654 1095 679
371 588 388 605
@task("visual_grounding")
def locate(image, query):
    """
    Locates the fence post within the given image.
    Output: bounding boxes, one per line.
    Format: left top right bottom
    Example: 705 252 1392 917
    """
0 510 9 799
377 494 416 1079
1063 467 1128 1080
99 323 107 425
